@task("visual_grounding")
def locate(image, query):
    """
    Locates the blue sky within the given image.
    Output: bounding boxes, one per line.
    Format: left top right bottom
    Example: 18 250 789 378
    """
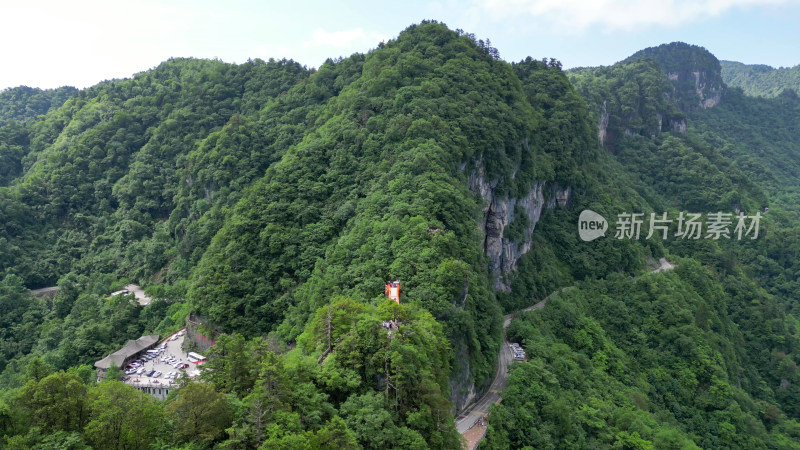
1 0 798 90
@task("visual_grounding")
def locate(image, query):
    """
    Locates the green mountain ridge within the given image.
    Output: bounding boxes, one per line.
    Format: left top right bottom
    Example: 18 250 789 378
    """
0 25 799 449
0 86 79 128
721 60 800 98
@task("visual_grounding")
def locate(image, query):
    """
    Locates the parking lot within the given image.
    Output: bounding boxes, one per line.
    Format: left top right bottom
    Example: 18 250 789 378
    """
123 329 197 388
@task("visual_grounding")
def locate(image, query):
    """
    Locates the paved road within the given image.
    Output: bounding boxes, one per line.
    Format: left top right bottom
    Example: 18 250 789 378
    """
455 296 550 434
30 286 60 298
124 284 152 306
111 284 152 306
34 284 155 306
456 257 676 442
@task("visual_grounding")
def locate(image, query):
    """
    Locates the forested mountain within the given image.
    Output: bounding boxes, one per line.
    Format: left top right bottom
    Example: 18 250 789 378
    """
482 42 800 449
0 86 79 186
0 25 799 449
0 86 78 127
721 60 800 98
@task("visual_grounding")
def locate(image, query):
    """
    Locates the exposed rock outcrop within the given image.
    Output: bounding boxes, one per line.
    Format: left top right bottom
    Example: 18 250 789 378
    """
449 338 477 412
468 160 570 292
450 161 571 411
670 118 687 133
693 70 723 108
626 42 724 111
657 113 687 135
598 100 609 144
662 68 724 111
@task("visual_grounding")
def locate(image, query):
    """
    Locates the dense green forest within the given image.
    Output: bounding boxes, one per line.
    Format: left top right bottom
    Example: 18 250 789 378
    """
1 26 799 449
483 42 800 448
721 60 800 98
0 86 78 127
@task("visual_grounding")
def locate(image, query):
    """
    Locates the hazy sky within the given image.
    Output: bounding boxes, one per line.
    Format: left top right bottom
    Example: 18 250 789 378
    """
2 0 799 90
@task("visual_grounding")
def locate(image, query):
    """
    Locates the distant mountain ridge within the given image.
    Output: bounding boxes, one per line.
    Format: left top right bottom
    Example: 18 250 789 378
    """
1 26 800 449
721 60 800 97
0 86 78 127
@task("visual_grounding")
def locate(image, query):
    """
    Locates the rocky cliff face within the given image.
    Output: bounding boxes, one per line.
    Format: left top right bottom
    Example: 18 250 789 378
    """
449 338 477 412
468 160 570 292
449 159 571 413
587 61 689 151
668 70 723 109
624 42 724 111
693 70 723 108
598 100 610 145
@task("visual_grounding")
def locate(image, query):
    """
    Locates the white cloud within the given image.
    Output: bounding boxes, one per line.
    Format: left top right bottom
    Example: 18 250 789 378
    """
478 0 793 32
303 28 386 49
0 0 197 89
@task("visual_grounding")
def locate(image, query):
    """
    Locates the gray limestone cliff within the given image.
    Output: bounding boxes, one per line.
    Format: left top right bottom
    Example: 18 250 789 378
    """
667 70 723 109
598 100 609 145
449 159 571 413
625 42 725 111
468 160 570 292
577 60 689 152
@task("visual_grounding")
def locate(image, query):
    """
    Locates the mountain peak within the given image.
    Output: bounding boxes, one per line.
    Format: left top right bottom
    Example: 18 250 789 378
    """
625 42 723 109
625 42 719 72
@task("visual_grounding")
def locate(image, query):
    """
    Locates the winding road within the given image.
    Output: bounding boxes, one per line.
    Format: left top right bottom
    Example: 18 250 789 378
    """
455 294 553 434
124 284 152 306
110 284 152 306
31 283 152 306
30 286 60 298
456 259 675 447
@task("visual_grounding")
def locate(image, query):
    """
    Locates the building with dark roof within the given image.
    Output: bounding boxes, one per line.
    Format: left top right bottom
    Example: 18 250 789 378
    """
94 334 159 379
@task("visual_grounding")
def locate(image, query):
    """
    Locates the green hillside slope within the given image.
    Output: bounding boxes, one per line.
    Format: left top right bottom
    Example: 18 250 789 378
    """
482 42 800 449
0 86 78 127
721 60 800 97
0 25 799 449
